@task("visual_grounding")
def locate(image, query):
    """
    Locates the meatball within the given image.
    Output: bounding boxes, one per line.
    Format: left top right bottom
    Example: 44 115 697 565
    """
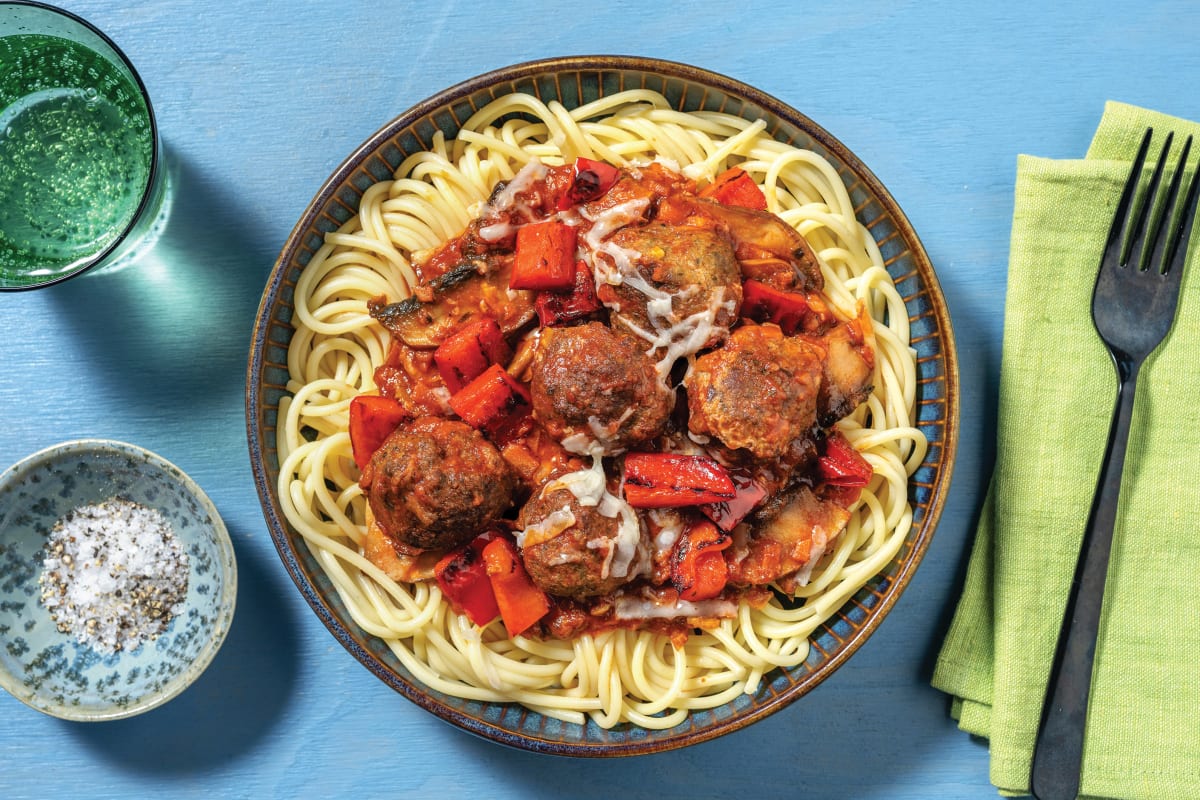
596 222 741 350
683 323 824 460
518 484 645 599
360 416 515 552
530 321 672 454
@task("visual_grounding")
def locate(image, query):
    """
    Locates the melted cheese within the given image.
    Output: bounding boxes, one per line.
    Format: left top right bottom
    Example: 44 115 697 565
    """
648 286 735 377
545 550 584 566
647 508 684 555
429 385 454 414
515 505 577 548
483 159 549 218
581 198 651 255
586 535 617 581
543 448 607 502
569 408 636 455
613 594 737 621
578 198 735 380
542 449 641 579
613 286 735 380
477 220 518 242
559 432 596 456
791 529 828 588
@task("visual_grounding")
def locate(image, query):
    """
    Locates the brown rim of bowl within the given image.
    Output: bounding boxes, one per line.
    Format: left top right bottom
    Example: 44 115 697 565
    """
247 55 959 755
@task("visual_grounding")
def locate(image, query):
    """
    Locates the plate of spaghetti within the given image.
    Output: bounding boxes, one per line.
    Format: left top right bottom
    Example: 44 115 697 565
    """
247 56 958 755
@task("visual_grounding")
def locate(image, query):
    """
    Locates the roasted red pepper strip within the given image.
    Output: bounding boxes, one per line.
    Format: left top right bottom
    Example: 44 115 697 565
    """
348 395 409 470
671 518 732 602
623 453 737 509
741 279 810 335
434 534 501 627
482 536 551 637
510 219 578 291
818 432 873 487
822 484 865 508
699 166 768 211
535 260 603 326
558 157 621 209
700 470 767 532
448 363 532 439
432 316 512 393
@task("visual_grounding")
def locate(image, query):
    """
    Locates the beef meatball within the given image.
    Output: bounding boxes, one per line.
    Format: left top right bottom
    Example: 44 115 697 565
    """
517 483 646 599
595 222 741 351
530 321 672 454
683 323 824 460
360 416 515 552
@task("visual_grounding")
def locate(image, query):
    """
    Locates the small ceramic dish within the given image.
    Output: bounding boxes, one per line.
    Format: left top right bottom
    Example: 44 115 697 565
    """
0 439 237 721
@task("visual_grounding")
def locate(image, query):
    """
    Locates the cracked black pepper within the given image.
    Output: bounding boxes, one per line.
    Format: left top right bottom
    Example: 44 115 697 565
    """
38 498 189 654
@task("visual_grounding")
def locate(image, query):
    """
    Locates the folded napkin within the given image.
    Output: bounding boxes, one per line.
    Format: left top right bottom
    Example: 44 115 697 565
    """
932 101 1200 799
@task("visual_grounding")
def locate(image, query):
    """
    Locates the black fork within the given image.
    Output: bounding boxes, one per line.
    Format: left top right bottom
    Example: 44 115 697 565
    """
1029 128 1200 800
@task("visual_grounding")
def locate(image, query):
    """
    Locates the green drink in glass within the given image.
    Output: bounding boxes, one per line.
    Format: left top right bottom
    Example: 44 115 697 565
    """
0 2 165 290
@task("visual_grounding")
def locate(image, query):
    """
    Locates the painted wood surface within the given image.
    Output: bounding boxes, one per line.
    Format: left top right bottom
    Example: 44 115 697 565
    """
2 2 1197 797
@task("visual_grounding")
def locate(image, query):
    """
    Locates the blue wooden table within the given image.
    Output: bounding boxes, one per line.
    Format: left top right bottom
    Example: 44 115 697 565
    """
3 2 1197 798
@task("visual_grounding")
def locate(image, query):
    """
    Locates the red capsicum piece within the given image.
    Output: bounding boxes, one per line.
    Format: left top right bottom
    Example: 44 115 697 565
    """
482 536 551 637
699 166 768 210
535 260 603 326
510 219 578 291
818 432 873 488
448 363 532 439
434 533 501 627
741 279 811 335
670 518 732 602
348 394 410 470
700 470 768 532
432 316 512 393
623 453 737 509
557 157 621 209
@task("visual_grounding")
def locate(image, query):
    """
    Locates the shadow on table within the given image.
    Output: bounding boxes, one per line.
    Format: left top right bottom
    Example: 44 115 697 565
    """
418 651 971 798
914 280 1000 686
50 150 300 766
62 523 300 772
49 145 273 413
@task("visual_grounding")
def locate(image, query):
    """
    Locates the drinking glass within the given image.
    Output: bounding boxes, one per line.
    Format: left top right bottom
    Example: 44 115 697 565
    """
0 1 167 290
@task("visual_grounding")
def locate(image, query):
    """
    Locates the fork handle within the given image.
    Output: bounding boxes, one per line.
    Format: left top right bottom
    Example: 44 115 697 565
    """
1029 362 1140 800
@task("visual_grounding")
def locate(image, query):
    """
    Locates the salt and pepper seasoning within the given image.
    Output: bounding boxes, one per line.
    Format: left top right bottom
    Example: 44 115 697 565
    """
38 498 189 654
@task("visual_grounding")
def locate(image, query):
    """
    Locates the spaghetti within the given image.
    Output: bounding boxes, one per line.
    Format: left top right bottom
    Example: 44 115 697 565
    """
276 89 926 728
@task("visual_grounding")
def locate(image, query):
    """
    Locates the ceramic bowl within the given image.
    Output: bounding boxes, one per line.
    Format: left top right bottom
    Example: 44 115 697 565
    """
247 56 958 754
0 439 237 721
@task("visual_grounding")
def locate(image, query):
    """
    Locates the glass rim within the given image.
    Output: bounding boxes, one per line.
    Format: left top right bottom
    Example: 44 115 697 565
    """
0 0 163 291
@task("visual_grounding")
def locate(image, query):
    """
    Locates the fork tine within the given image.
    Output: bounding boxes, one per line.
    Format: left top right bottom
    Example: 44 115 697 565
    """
1146 134 1191 276
1163 135 1200 278
1105 128 1154 263
1123 130 1174 269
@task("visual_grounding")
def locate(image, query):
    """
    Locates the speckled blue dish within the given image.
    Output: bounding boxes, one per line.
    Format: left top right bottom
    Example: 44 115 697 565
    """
0 439 237 721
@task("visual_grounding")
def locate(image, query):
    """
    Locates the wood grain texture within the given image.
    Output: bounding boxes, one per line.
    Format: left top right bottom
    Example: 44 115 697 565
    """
2 1 1197 797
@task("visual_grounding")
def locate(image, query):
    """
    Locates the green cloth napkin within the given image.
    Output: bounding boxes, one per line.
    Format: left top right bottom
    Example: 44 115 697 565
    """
932 101 1200 799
